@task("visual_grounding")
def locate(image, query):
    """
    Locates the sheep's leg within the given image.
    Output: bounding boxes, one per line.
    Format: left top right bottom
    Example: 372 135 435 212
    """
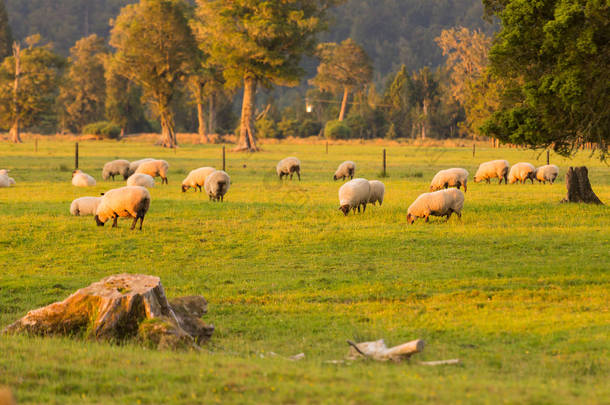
297 171 301 181
362 203 366 213
424 215 429 223
357 205 361 213
112 216 118 228
131 217 138 230
486 179 491 184
221 195 224 202
139 215 144 230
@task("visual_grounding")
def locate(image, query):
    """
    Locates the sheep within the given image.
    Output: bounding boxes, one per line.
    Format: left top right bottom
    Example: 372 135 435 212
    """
70 197 102 216
407 188 464 224
135 159 169 184
182 167 216 192
338 178 371 215
368 180 385 206
204 170 231 202
8 177 15 186
534 164 559 184
0 169 8 176
473 160 510 184
334 161 356 181
508 162 536 184
128 158 155 176
94 186 151 230
429 168 469 192
276 157 301 180
102 159 131 181
0 174 9 188
127 173 155 188
72 170 96 187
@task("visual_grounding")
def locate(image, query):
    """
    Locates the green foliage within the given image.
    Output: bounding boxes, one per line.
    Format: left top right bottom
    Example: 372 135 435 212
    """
385 122 398 139
255 118 281 139
277 118 300 139
299 119 322 138
324 119 352 139
59 34 108 133
0 0 12 59
483 0 610 156
82 121 121 139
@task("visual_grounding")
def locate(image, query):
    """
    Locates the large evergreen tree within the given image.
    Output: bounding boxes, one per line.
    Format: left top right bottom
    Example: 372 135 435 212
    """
192 0 343 152
0 0 12 59
482 0 610 156
110 0 197 148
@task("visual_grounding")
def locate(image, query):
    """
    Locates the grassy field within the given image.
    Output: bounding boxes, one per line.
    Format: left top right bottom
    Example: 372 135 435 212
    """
0 139 609 404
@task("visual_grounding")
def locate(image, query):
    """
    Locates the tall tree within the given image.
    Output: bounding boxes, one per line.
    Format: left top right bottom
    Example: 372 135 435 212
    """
193 0 343 152
386 65 412 137
310 39 373 121
0 0 12 59
0 36 63 142
482 0 610 156
110 0 197 148
59 34 108 133
410 67 439 140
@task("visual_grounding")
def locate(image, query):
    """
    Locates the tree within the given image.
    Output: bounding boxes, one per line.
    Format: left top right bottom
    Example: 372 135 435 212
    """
310 39 373 121
0 36 63 142
187 63 226 142
192 0 343 152
109 0 197 148
482 0 610 156
410 67 439 140
0 0 12 59
386 65 412 137
59 34 107 133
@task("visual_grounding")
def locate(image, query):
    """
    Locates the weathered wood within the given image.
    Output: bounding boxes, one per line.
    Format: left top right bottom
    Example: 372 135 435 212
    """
561 166 603 204
347 339 424 362
419 359 460 366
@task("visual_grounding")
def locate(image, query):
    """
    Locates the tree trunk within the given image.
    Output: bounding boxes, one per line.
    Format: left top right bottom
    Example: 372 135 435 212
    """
339 87 349 121
235 76 259 152
208 93 215 135
159 108 177 148
11 42 21 143
421 99 428 140
561 167 603 204
197 102 208 143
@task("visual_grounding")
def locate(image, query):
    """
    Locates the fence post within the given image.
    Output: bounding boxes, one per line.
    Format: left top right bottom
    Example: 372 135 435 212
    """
546 150 550 165
222 145 226 171
326 141 328 154
472 143 475 158
75 142 79 169
35 137 38 153
382 149 386 177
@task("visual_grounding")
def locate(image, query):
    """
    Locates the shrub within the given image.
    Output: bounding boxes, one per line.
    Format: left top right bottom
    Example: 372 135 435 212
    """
278 119 300 138
82 122 121 139
299 119 322 137
324 120 352 140
256 118 281 139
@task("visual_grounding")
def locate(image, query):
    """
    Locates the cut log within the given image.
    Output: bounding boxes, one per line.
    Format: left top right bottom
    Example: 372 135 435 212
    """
3 274 213 350
347 339 424 362
561 166 603 204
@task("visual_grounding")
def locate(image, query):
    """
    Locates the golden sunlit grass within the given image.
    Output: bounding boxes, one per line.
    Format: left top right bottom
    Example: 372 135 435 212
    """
0 140 608 404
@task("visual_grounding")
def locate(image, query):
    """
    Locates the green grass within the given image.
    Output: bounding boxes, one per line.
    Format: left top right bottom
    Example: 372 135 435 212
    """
0 140 609 404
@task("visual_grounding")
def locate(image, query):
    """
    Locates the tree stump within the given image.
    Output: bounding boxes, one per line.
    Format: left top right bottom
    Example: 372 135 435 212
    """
3 274 214 350
561 167 603 204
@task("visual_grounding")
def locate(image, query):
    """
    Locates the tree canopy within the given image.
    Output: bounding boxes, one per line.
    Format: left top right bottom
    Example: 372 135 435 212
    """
0 0 12 59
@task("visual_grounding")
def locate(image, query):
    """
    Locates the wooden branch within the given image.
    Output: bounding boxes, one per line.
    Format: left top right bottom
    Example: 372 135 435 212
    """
419 359 460 366
347 339 424 362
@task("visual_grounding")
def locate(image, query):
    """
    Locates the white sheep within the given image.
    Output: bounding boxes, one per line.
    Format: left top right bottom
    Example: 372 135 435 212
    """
135 159 169 184
473 160 509 184
429 168 469 192
0 174 9 188
102 159 131 181
182 167 216 192
508 162 536 184
95 186 151 230
72 170 96 187
127 173 155 188
0 169 8 176
534 164 559 184
276 157 301 180
368 180 385 206
407 188 464 224
70 197 102 216
128 158 155 176
338 178 371 215
8 177 15 186
334 161 356 181
204 170 231 202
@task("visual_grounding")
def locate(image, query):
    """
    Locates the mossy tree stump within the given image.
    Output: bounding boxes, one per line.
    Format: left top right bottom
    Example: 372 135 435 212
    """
561 166 603 204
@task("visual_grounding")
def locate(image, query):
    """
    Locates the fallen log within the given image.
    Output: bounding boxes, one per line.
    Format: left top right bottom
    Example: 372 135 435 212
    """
347 339 424 362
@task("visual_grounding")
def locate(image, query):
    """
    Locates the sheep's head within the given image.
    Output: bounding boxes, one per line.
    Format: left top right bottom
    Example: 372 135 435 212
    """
181 184 188 192
94 215 105 227
339 205 350 216
72 169 81 178
333 175 337 181
473 175 482 183
406 213 416 225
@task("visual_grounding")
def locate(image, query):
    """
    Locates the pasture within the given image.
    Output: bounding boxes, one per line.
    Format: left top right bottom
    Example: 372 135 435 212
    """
0 140 609 404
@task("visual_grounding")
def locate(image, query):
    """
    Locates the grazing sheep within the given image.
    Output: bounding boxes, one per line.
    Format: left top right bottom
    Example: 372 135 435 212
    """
368 180 385 206
0 169 8 176
204 170 231 202
72 170 96 187
135 159 169 184
0 174 9 188
182 167 216 192
276 157 301 180
128 158 155 176
95 186 151 230
474 160 510 184
534 164 559 184
8 177 15 186
70 197 102 216
102 159 131 181
407 188 464 224
508 162 536 184
334 161 356 181
429 168 469 192
338 178 371 215
127 173 155 188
